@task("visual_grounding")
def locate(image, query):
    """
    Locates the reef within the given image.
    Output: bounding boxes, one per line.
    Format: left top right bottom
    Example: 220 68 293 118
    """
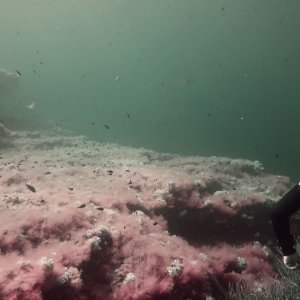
0 130 293 299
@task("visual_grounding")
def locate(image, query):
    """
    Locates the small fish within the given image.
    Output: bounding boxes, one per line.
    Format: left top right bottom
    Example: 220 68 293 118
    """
16 70 22 76
77 203 86 208
126 113 130 118
104 124 110 130
26 182 36 193
25 102 36 110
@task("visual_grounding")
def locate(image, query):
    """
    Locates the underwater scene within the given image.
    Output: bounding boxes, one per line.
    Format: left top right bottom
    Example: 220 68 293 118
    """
1 0 300 299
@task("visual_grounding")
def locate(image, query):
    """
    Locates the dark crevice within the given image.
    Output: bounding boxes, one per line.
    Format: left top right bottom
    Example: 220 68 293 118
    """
155 203 275 247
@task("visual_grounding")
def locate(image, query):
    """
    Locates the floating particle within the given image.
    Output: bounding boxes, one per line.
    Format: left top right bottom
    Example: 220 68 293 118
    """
104 125 110 130
115 75 121 81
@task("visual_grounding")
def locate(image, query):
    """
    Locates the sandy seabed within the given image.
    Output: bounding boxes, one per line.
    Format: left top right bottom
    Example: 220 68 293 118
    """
0 130 293 300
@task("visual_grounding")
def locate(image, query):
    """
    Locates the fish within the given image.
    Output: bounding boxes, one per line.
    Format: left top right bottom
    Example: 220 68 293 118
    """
26 182 36 193
25 102 36 110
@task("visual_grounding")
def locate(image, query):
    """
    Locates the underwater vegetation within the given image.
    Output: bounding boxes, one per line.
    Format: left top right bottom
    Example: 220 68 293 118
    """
228 242 300 299
0 129 298 299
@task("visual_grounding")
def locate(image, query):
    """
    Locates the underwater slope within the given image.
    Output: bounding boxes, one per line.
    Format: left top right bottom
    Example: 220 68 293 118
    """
0 130 292 300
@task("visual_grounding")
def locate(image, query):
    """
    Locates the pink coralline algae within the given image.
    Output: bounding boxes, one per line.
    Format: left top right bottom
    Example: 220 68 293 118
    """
0 131 293 299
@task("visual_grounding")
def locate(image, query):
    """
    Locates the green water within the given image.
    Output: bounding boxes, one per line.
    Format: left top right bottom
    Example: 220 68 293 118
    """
0 0 299 180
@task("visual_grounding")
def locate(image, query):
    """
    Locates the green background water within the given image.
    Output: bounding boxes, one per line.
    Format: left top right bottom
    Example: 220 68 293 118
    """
0 0 299 180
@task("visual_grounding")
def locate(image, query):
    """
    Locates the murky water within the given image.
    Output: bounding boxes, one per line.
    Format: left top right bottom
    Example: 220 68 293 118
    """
1 0 300 179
